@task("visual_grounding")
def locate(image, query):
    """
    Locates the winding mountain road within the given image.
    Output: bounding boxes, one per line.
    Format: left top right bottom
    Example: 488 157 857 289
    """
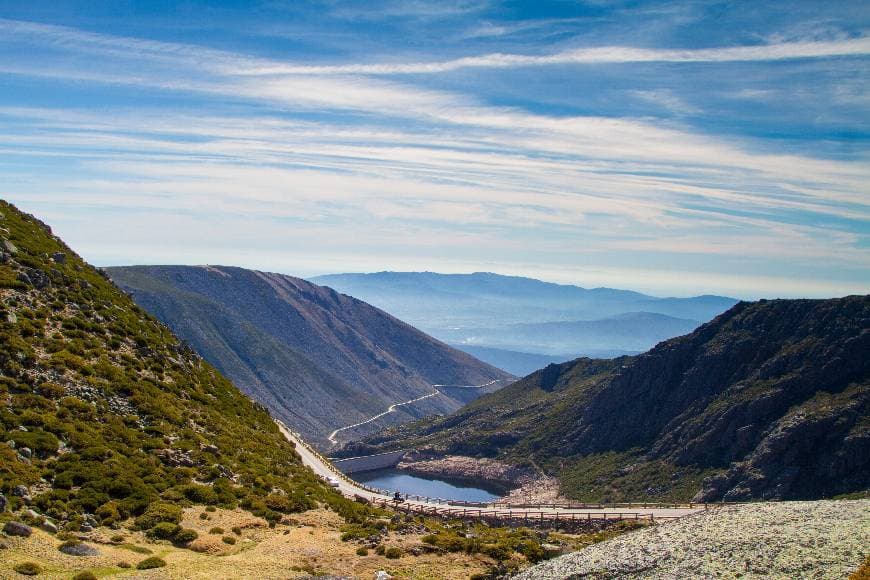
327 379 504 445
279 422 705 522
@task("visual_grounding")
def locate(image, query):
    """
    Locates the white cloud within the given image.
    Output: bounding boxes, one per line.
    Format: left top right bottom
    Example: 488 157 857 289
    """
0 18 867 296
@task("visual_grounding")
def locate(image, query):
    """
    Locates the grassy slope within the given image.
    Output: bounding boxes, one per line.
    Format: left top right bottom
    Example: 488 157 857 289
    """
0 200 370 532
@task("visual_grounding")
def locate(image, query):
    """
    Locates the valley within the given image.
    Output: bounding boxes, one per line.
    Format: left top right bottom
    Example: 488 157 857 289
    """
2 2 869 578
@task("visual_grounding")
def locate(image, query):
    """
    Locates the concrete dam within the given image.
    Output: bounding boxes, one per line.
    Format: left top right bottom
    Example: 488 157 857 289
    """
331 449 409 474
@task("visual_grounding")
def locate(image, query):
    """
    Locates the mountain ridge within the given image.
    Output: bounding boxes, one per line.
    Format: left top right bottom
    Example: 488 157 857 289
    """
108 265 511 447
344 296 870 502
310 271 738 364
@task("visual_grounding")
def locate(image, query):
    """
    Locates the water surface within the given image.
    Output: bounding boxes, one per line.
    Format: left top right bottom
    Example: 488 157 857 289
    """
354 468 501 503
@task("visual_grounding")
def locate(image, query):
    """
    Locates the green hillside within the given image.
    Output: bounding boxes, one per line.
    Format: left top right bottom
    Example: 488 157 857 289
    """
0 200 368 534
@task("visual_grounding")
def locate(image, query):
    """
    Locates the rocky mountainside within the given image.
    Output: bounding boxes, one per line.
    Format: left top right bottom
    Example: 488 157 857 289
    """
0 200 368 534
348 297 870 502
107 266 511 446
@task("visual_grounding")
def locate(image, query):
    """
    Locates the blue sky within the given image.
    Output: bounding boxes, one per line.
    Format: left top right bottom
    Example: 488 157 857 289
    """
0 0 867 298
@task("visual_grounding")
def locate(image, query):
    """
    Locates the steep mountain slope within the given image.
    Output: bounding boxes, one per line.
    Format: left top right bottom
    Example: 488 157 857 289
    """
108 266 511 446
0 200 360 532
348 297 870 502
311 271 736 362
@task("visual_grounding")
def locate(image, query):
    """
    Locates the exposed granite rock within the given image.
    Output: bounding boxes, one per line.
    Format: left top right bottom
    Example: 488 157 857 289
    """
3 521 32 537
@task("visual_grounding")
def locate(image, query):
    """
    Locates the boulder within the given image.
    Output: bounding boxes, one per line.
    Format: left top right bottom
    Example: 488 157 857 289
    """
51 252 66 264
0 494 7 512
3 521 33 537
59 541 99 556
11 485 28 497
18 447 32 459
41 520 58 534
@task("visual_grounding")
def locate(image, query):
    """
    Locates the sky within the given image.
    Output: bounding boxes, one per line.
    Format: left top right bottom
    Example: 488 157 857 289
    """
0 0 868 298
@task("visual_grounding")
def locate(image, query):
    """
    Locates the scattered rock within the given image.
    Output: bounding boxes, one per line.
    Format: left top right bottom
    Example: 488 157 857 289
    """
41 520 58 534
59 540 100 556
51 251 66 264
0 494 7 511
18 267 50 289
12 485 28 497
2 239 17 254
3 521 33 537
24 508 39 519
5 312 16 324
202 444 219 454
80 524 94 533
155 448 196 467
18 446 32 459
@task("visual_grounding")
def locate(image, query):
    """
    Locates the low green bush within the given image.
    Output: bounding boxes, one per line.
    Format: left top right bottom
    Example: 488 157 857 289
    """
136 556 167 570
356 547 368 556
134 502 182 530
222 535 236 545
174 528 198 544
385 546 402 559
146 522 181 540
13 562 41 575
72 572 98 580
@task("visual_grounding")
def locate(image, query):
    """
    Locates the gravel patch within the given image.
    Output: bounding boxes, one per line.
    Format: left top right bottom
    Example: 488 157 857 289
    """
514 500 869 579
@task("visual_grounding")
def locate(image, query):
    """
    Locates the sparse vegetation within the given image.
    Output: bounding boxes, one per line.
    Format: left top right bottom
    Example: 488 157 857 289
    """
0 201 384 538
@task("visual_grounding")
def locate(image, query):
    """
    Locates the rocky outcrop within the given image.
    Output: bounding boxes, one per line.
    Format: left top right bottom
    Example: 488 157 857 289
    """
358 297 870 502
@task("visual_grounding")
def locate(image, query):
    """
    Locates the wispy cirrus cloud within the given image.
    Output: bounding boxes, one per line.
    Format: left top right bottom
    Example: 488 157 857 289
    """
0 10 867 297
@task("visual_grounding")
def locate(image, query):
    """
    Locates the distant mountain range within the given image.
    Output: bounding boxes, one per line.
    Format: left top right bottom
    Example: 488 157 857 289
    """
108 266 511 446
345 296 870 502
311 272 737 374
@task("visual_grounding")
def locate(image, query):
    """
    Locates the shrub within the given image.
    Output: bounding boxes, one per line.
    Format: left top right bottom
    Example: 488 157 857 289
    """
13 562 41 575
146 522 181 540
205 505 216 512
181 484 218 504
134 502 182 530
375 544 386 555
209 526 224 535
385 546 402 559
231 526 242 535
356 547 368 556
174 528 198 544
136 556 167 570
72 573 98 580
199 512 208 520
222 535 236 545
117 562 131 569
110 534 125 543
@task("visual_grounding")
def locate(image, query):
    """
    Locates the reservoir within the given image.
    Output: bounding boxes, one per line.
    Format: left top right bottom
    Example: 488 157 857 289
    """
354 468 502 503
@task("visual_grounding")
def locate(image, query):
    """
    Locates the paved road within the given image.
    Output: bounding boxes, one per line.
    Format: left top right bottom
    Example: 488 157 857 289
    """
327 379 505 445
279 422 704 521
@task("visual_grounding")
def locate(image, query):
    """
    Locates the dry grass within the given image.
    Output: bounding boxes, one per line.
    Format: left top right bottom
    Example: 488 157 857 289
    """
0 507 497 579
